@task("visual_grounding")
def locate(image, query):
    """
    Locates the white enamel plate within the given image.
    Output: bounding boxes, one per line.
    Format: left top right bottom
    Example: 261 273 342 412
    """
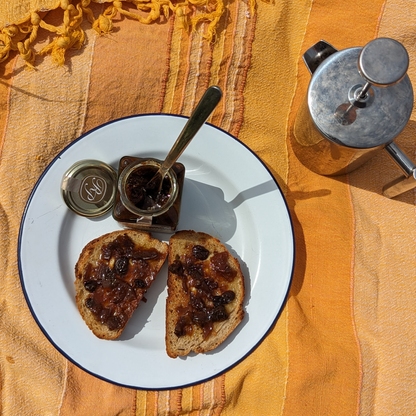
18 114 294 390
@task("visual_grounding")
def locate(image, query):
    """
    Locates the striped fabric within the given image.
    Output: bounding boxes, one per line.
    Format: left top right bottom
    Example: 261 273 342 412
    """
0 0 416 414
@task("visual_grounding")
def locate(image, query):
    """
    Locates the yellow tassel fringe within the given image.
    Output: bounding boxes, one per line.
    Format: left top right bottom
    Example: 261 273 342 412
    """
0 0 257 67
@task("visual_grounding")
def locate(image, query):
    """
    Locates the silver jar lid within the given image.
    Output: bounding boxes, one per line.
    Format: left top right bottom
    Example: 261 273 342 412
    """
61 159 117 217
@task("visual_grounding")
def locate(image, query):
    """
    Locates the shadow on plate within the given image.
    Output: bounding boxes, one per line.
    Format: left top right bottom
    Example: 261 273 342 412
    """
178 178 237 241
179 178 277 241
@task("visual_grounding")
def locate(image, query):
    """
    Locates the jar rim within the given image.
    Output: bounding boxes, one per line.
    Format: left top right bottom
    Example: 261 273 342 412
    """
118 158 178 218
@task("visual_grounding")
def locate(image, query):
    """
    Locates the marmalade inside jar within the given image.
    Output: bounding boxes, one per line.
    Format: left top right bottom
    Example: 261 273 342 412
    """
113 156 185 233
126 165 172 211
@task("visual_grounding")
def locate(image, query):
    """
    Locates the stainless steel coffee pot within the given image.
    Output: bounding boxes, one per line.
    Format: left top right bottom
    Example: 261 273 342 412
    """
293 37 416 198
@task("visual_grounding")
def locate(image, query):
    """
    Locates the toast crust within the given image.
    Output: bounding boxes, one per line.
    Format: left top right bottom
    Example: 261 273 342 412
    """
75 230 168 339
166 230 245 358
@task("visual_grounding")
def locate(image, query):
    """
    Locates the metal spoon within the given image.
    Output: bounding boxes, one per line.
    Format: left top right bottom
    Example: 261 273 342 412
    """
150 85 223 195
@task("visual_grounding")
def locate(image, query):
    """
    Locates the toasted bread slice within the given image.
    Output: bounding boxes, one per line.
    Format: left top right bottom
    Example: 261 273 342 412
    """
166 230 245 358
75 230 168 339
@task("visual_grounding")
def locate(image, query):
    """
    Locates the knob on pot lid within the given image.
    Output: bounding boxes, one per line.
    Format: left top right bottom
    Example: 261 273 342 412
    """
308 38 413 149
358 38 408 86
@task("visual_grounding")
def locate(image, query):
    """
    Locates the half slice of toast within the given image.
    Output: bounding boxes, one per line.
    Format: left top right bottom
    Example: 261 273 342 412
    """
166 230 245 358
75 230 168 339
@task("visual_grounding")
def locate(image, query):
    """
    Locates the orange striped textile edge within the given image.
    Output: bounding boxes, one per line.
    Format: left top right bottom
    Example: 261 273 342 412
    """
0 6 105 416
142 376 225 415
218 0 314 414
0 57 16 160
161 0 256 137
350 1 416 414
284 1 386 415
82 5 173 131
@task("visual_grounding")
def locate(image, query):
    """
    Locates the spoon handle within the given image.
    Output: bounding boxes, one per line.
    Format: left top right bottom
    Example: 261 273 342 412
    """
160 85 223 174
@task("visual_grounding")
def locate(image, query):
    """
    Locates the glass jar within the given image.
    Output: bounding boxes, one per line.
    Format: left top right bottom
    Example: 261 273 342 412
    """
112 156 185 233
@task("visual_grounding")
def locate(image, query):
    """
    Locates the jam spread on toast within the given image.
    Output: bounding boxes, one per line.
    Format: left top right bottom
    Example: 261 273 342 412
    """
168 245 237 339
81 234 161 331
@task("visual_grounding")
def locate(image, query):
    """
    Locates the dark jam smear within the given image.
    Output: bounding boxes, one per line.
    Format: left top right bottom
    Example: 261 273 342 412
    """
168 246 237 339
82 234 160 331
126 165 172 210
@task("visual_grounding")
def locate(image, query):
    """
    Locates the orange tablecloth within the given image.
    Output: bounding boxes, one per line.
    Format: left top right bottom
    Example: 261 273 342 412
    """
1 0 416 414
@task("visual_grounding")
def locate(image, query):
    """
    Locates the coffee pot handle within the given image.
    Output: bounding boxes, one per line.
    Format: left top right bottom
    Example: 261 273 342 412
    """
303 40 338 74
382 142 416 198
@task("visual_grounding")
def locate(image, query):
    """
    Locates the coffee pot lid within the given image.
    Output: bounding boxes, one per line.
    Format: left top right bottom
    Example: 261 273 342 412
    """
308 38 413 149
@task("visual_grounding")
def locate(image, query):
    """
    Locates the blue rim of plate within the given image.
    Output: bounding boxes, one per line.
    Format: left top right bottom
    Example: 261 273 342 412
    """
17 113 295 390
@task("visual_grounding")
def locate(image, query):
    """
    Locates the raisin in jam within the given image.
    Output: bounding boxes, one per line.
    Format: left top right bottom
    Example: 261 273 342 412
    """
82 234 161 331
113 156 185 233
169 245 237 339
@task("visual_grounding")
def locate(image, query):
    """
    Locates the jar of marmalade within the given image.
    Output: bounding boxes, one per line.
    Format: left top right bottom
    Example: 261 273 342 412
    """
112 156 185 233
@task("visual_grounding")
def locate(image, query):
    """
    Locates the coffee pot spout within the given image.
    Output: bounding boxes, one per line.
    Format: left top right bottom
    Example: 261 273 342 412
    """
303 40 338 74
